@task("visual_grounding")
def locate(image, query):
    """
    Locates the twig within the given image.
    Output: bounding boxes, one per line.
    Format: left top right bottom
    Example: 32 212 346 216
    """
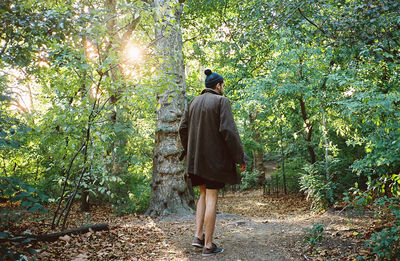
60 76 102 230
298 8 326 35
52 140 87 228
326 204 350 229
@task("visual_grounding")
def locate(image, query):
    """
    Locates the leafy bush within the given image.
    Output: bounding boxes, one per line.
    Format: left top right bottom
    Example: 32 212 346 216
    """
111 174 151 215
366 226 400 260
364 197 400 260
240 170 262 190
303 223 325 247
0 177 48 224
0 177 48 260
300 163 337 210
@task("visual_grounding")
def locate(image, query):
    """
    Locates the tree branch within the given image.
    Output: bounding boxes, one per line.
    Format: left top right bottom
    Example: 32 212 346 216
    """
121 16 141 43
298 8 326 35
0 223 109 244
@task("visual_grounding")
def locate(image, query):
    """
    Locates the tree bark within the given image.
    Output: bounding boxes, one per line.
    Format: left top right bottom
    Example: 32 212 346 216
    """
299 96 316 164
1 223 109 244
319 78 329 180
105 0 129 180
298 57 316 164
280 125 287 195
249 111 265 186
146 0 194 216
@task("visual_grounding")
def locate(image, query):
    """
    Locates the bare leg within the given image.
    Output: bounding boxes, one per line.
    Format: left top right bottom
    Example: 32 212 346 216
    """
195 185 206 239
204 188 219 248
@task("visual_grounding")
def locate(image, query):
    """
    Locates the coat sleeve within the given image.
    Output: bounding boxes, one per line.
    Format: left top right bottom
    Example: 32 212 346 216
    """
178 108 189 160
219 98 245 164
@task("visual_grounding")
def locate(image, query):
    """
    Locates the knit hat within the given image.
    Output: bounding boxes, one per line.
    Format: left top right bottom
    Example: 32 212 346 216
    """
204 69 224 88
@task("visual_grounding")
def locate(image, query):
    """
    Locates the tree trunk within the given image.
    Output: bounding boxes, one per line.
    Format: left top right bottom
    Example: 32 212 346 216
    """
280 126 287 194
80 189 90 212
298 96 316 164
249 111 265 186
105 0 129 179
146 0 194 216
298 57 316 164
318 78 329 180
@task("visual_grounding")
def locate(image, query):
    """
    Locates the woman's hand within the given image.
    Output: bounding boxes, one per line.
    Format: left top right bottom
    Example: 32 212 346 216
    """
240 163 247 172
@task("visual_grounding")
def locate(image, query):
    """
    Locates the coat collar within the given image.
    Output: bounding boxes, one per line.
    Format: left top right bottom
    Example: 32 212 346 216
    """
201 88 222 96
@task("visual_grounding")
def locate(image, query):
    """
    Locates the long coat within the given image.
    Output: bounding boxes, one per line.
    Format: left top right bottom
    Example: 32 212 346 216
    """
179 88 245 185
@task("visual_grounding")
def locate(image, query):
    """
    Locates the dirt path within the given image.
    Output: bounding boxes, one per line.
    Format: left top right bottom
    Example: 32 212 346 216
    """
154 192 374 260
157 213 302 260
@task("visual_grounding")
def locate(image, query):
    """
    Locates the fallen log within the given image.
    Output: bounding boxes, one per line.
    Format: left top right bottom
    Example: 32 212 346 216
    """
1 223 109 244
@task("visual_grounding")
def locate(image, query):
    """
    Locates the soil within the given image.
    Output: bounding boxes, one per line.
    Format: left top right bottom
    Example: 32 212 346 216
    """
155 191 374 261
3 190 377 260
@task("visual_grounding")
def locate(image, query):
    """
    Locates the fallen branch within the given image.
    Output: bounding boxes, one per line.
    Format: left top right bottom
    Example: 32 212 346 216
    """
1 223 109 244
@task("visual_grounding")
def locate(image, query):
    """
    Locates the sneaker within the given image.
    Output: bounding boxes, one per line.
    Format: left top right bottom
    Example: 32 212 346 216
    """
202 243 224 256
192 235 204 248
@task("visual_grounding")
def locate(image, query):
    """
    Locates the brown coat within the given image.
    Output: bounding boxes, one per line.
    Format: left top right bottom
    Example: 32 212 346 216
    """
179 88 245 185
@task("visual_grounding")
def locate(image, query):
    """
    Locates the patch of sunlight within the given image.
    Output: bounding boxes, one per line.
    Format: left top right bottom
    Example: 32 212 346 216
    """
84 39 99 61
120 42 144 80
125 42 142 62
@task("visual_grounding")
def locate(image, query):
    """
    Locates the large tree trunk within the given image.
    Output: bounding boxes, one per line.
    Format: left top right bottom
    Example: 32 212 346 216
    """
146 0 194 216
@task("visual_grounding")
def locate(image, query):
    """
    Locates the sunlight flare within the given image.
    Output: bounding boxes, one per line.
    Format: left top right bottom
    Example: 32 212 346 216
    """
120 42 144 79
125 42 142 62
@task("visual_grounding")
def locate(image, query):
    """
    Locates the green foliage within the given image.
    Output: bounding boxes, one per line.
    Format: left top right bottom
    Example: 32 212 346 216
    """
111 174 151 216
0 177 48 221
0 177 47 260
345 196 400 260
0 228 38 260
365 199 400 260
0 240 38 261
303 223 325 247
0 0 156 215
240 170 262 190
300 163 337 210
0 0 399 257
366 226 400 260
272 157 306 193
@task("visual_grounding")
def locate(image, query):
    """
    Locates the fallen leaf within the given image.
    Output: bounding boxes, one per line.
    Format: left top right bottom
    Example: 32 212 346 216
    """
59 235 71 242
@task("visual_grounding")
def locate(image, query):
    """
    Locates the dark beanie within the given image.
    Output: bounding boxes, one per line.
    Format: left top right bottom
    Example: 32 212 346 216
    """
204 69 224 88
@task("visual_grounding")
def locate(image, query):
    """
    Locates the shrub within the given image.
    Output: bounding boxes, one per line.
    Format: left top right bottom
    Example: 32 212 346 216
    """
240 170 262 190
303 223 325 247
111 174 151 215
364 197 400 260
0 177 48 260
366 226 400 260
300 163 337 210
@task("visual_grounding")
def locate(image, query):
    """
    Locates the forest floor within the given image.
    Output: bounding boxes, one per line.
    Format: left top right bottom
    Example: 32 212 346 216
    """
4 190 381 260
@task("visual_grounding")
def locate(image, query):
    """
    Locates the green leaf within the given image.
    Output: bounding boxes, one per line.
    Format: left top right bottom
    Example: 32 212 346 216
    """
20 201 32 208
27 203 44 213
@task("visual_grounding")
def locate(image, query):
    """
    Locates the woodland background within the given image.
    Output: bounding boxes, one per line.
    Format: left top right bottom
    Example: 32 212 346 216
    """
0 0 399 259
